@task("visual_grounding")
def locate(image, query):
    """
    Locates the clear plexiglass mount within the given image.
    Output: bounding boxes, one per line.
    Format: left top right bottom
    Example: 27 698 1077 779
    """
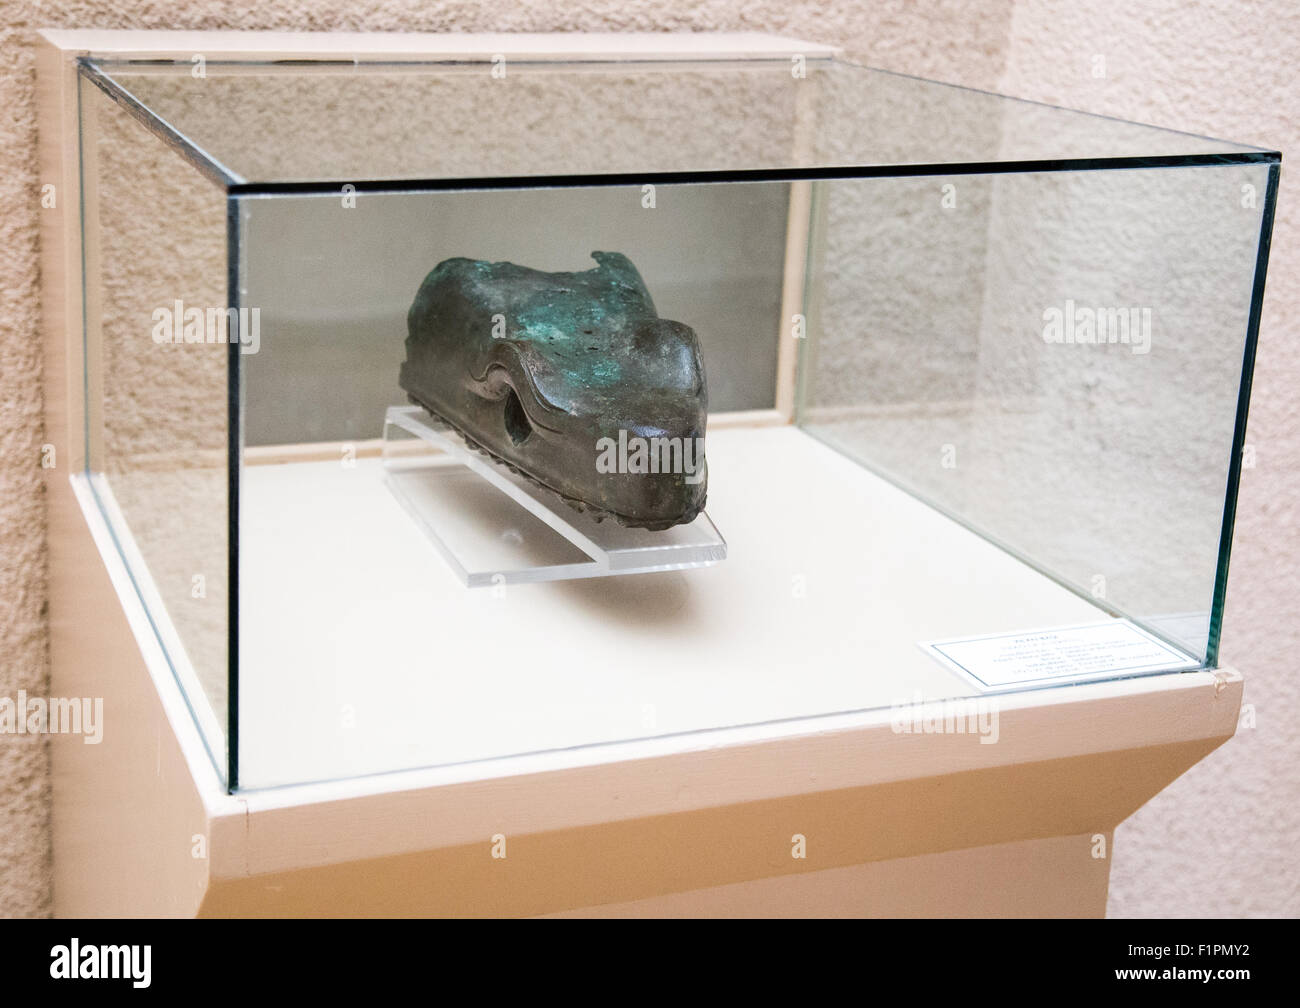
71 40 1278 790
383 406 726 586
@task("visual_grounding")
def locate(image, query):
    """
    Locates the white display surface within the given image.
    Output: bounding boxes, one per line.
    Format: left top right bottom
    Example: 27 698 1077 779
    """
239 425 1110 789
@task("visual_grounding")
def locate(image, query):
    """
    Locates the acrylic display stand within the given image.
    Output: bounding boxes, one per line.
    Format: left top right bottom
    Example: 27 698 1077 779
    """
382 405 727 586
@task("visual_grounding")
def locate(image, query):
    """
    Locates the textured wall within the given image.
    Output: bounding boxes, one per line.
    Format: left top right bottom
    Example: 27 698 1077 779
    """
996 0 1299 919
0 0 1293 918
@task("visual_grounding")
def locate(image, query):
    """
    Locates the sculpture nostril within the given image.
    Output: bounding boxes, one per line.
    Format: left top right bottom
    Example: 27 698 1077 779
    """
503 388 532 445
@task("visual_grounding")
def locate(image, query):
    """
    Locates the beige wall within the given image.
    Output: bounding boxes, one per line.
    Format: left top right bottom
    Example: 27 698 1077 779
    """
1 1 1294 918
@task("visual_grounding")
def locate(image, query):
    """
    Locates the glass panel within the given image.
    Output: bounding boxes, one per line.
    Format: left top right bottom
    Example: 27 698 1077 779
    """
83 58 1266 187
237 182 787 443
796 163 1271 663
78 72 231 779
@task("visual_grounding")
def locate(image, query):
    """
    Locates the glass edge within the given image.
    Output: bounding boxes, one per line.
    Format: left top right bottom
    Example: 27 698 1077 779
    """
220 152 1281 198
76 57 242 190
1206 160 1281 668
75 71 90 486
84 54 822 71
226 195 242 793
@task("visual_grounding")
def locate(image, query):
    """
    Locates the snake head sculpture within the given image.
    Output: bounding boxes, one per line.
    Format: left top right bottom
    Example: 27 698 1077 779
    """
401 252 708 530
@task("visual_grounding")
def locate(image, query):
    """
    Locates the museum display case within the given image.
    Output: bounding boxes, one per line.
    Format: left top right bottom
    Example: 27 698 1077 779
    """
63 36 1278 794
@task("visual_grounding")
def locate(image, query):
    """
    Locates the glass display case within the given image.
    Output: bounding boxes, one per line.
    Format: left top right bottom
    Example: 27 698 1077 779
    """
71 41 1278 792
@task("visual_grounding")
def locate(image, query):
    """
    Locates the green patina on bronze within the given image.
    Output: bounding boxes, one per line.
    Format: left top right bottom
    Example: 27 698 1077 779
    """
400 252 708 530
